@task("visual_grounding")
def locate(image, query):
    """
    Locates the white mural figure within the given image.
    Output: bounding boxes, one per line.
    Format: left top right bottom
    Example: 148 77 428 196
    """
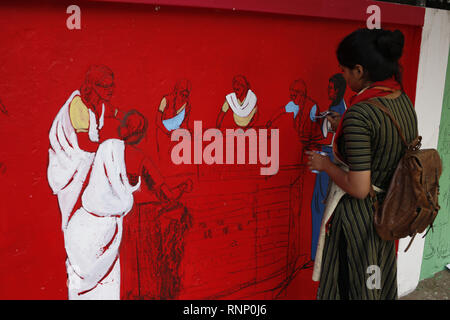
47 65 134 299
64 138 139 299
48 65 117 231
216 75 258 128
48 89 101 231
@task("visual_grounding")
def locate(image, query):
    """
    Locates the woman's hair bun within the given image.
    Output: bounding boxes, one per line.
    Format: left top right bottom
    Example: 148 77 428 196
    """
375 29 404 61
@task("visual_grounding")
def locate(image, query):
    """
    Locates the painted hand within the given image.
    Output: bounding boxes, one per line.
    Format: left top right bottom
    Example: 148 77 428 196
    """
305 151 331 172
326 111 341 132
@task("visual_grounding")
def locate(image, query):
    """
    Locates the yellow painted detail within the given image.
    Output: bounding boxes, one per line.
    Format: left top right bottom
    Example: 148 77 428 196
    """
233 107 257 127
222 97 256 127
69 95 89 133
221 100 230 113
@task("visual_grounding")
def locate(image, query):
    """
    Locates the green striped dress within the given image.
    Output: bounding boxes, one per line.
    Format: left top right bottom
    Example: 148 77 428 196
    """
317 92 418 300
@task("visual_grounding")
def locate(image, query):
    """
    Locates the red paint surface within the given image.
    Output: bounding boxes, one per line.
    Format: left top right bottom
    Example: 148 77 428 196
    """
0 0 422 299
92 0 426 26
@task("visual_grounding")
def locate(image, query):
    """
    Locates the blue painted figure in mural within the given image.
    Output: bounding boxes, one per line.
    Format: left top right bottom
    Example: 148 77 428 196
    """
266 79 322 142
310 73 347 261
155 79 192 158
157 79 191 133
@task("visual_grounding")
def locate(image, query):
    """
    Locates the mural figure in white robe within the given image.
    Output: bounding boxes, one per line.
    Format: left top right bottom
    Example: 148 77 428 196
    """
64 138 140 299
47 65 129 299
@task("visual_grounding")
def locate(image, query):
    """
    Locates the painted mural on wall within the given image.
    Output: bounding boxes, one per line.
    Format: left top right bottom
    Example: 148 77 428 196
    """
47 64 328 299
421 48 450 279
0 1 423 299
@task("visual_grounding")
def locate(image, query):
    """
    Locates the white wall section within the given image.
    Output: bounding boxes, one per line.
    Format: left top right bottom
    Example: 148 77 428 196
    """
397 8 450 298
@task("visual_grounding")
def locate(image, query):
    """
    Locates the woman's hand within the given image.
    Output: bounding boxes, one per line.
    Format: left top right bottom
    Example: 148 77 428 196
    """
326 111 341 132
306 150 372 199
305 151 332 173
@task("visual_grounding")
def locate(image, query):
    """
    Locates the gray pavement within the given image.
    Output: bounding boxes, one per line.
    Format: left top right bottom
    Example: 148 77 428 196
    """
400 268 450 300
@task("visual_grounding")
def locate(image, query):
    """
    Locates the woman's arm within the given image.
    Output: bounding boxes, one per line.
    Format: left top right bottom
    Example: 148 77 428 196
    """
309 103 374 199
306 151 371 199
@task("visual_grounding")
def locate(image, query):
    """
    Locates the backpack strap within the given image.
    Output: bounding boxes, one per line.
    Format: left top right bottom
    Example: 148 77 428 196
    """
404 233 417 252
366 98 410 203
366 98 418 230
368 98 423 152
367 98 409 147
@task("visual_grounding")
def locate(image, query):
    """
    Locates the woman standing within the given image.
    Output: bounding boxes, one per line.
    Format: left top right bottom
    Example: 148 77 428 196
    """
307 28 418 300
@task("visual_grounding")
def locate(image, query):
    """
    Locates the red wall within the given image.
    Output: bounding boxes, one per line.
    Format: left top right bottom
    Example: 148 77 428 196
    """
0 0 422 299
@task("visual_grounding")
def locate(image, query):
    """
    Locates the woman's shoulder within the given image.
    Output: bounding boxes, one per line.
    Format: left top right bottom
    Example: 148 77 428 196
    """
343 102 374 123
342 99 391 131
347 92 411 118
349 100 377 111
345 92 415 127
377 92 414 108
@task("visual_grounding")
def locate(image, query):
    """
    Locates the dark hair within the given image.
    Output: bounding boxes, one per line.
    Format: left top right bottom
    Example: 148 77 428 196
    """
232 74 251 90
290 78 307 96
118 109 148 146
336 28 404 84
174 79 192 94
329 73 346 106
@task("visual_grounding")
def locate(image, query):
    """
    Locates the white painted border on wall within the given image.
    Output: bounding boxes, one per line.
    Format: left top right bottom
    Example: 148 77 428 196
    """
397 8 450 298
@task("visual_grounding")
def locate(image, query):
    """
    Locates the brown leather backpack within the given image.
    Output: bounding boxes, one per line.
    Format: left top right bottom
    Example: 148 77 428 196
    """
367 99 443 252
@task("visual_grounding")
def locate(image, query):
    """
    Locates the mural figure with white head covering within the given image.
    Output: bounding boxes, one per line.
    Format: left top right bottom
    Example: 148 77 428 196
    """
216 75 258 128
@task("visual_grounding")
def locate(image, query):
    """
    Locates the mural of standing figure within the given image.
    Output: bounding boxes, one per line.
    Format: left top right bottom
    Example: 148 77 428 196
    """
216 75 258 128
62 136 140 300
266 79 322 143
156 79 192 135
266 78 323 275
120 110 194 300
310 73 347 261
292 79 323 144
47 65 140 299
155 79 192 163
48 65 120 233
